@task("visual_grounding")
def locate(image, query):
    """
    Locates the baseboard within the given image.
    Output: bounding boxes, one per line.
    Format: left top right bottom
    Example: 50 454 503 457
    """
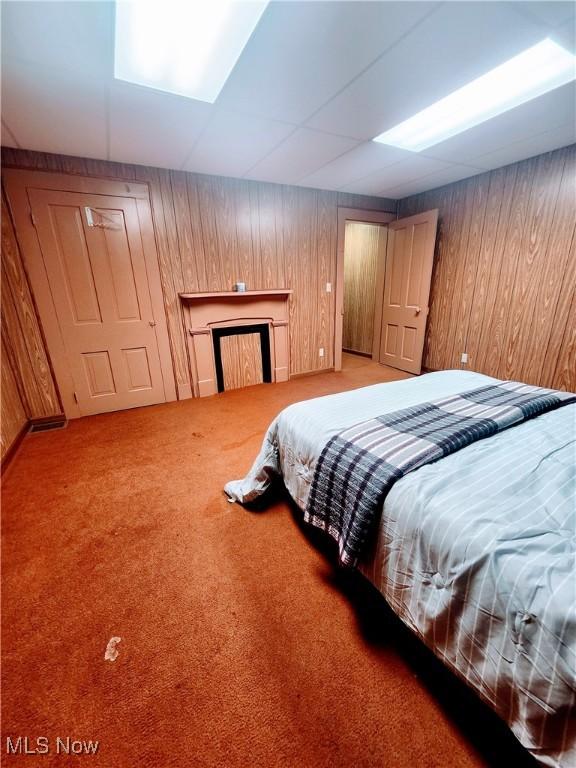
1 421 30 475
290 367 335 380
2 413 68 475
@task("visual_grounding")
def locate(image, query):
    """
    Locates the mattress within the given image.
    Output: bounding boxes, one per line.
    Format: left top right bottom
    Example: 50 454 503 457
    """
225 370 576 768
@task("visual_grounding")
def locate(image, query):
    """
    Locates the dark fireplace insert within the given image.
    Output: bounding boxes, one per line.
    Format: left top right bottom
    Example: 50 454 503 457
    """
212 323 272 393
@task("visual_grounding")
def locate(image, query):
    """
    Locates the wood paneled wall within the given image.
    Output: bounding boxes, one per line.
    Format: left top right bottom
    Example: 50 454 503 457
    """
1 187 63 459
1 148 396 421
1 337 27 461
399 144 576 392
221 333 264 391
4 141 572 454
1 191 60 416
342 221 381 354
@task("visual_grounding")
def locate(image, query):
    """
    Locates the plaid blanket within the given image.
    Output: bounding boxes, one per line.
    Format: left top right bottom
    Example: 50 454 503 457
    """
305 381 576 567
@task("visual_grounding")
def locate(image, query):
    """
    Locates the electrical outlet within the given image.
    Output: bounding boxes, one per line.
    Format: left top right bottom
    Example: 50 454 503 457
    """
461 352 468 364
319 348 325 358
325 282 332 293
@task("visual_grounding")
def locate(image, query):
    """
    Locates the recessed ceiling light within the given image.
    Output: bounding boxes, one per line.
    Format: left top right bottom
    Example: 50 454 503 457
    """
373 39 576 152
114 0 269 103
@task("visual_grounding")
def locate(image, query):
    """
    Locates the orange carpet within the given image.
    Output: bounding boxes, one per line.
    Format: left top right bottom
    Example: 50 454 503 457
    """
2 355 536 767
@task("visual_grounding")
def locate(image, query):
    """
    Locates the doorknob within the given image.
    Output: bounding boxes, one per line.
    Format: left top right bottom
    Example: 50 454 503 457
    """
414 306 421 315
149 320 156 327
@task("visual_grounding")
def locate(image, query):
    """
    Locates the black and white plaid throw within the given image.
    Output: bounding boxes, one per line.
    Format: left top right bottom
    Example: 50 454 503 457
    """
304 381 576 567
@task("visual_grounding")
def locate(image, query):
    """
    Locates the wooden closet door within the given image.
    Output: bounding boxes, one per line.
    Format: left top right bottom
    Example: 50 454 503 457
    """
379 210 438 374
28 189 167 415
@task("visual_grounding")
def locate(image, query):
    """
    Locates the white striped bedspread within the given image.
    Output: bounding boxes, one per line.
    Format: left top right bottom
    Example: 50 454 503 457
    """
225 371 576 768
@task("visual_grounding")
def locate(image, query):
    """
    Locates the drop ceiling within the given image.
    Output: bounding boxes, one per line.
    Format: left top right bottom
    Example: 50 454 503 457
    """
1 1 575 199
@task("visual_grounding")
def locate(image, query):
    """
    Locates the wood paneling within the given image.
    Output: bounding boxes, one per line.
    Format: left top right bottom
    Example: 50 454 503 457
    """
1 188 62 423
399 145 576 392
0 336 27 461
342 222 381 354
220 333 264 391
2 149 396 411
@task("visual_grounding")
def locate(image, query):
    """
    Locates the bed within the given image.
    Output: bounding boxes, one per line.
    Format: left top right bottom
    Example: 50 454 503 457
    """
225 370 576 768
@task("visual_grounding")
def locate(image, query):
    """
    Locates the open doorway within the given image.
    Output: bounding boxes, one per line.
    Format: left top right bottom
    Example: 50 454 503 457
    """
335 207 439 375
334 208 395 372
342 220 388 360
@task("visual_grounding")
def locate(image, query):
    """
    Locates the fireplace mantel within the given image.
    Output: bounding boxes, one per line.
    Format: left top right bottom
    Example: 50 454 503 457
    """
180 290 291 397
179 289 292 300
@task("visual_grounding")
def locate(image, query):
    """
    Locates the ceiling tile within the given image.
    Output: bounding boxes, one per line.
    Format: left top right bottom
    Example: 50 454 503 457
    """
109 83 213 169
1 1 573 188
341 155 451 195
307 2 546 140
385 165 485 199
245 129 359 184
1 0 113 80
551 16 576 53
1 59 108 159
419 82 576 165
217 1 439 124
470 123 576 172
182 111 295 177
298 142 414 190
515 1 575 29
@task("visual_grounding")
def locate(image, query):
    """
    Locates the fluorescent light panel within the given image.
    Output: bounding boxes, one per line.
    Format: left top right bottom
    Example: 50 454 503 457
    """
373 39 576 152
114 0 269 103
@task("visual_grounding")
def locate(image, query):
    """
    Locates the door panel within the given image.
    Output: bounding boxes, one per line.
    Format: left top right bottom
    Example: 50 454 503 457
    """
387 228 405 307
53 205 102 323
379 210 438 374
99 209 142 321
402 326 417 360
384 324 398 355
29 189 166 416
122 347 153 391
83 351 116 397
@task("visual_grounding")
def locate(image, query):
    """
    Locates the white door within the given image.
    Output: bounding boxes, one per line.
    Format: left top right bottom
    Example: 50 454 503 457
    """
379 210 438 374
29 189 167 415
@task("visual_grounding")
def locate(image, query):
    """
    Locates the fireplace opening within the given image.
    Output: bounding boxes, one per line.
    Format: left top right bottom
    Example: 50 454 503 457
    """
212 324 272 393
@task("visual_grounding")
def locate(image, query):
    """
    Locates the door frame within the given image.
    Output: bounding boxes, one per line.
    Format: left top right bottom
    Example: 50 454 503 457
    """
3 169 177 418
335 207 396 372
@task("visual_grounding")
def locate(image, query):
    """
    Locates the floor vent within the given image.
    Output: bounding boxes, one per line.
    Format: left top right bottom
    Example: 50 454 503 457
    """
29 419 68 434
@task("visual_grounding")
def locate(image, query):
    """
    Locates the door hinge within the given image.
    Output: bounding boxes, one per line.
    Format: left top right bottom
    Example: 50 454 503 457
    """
73 392 78 404
30 211 37 228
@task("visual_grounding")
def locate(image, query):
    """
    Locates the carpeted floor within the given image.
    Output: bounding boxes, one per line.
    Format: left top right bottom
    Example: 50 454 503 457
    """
2 354 536 767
